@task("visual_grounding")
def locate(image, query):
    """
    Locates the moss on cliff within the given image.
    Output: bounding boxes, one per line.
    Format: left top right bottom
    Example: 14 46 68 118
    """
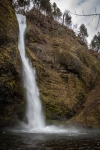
26 8 100 127
0 0 18 45
0 0 24 127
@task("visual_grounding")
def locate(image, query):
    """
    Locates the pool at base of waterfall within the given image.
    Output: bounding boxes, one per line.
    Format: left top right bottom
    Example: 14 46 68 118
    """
0 129 100 150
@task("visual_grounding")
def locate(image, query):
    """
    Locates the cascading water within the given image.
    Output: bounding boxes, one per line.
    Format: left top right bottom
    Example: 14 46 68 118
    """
15 13 79 134
16 13 45 130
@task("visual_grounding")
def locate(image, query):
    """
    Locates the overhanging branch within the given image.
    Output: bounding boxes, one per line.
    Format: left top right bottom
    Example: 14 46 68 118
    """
69 10 100 29
69 11 100 17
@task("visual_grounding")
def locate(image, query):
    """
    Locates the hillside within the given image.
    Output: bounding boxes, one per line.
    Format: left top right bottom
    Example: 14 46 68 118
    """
26 8 100 128
0 1 100 128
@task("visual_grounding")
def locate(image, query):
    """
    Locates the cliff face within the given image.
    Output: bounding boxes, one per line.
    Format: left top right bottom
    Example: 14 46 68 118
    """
0 2 100 128
26 8 100 128
0 0 24 127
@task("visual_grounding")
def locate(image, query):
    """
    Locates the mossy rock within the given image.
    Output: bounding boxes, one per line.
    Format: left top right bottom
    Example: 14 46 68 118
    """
0 0 24 127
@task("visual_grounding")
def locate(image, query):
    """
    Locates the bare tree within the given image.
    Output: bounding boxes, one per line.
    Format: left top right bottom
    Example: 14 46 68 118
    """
69 9 100 29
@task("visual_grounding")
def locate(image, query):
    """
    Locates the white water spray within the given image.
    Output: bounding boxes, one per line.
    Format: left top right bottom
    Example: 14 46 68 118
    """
15 13 79 134
16 13 45 130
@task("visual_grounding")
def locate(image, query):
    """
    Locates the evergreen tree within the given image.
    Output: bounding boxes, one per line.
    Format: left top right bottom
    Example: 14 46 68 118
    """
64 11 72 27
79 24 88 42
52 3 62 20
46 1 52 15
56 7 62 20
52 2 57 12
62 10 72 26
52 2 57 19
91 32 100 52
40 0 49 10
13 0 30 12
17 0 30 7
40 0 52 15
33 0 41 8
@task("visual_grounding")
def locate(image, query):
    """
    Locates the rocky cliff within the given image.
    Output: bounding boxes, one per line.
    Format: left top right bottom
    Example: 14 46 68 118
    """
0 1 100 128
26 8 100 128
0 0 24 127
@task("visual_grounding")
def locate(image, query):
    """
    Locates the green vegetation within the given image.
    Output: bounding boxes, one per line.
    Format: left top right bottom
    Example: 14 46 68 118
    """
26 8 100 127
90 32 100 52
63 10 72 27
78 23 88 43
0 0 24 127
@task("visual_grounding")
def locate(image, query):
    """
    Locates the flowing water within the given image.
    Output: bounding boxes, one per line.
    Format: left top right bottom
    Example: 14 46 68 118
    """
16 13 45 130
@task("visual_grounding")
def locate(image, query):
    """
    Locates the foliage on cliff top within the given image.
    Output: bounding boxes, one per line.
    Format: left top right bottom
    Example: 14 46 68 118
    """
0 0 18 45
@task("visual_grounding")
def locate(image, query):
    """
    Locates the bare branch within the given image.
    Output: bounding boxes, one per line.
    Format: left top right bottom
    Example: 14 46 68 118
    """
96 15 100 30
69 11 100 16
69 10 100 29
82 9 85 15
90 15 94 22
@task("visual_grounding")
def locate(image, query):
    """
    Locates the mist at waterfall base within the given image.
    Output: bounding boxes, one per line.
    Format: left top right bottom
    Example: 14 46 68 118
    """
15 13 80 134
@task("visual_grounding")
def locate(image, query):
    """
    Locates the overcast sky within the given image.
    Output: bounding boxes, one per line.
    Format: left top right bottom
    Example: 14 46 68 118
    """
50 0 100 44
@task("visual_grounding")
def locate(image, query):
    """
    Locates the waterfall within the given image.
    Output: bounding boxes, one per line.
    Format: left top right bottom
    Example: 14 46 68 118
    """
16 13 45 130
15 13 79 134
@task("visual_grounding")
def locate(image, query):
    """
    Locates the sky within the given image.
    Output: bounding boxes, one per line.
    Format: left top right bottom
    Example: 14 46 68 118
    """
50 0 100 44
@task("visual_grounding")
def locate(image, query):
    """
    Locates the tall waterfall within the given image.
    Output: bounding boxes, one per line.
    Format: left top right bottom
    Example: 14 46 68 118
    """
15 13 79 134
16 14 45 130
